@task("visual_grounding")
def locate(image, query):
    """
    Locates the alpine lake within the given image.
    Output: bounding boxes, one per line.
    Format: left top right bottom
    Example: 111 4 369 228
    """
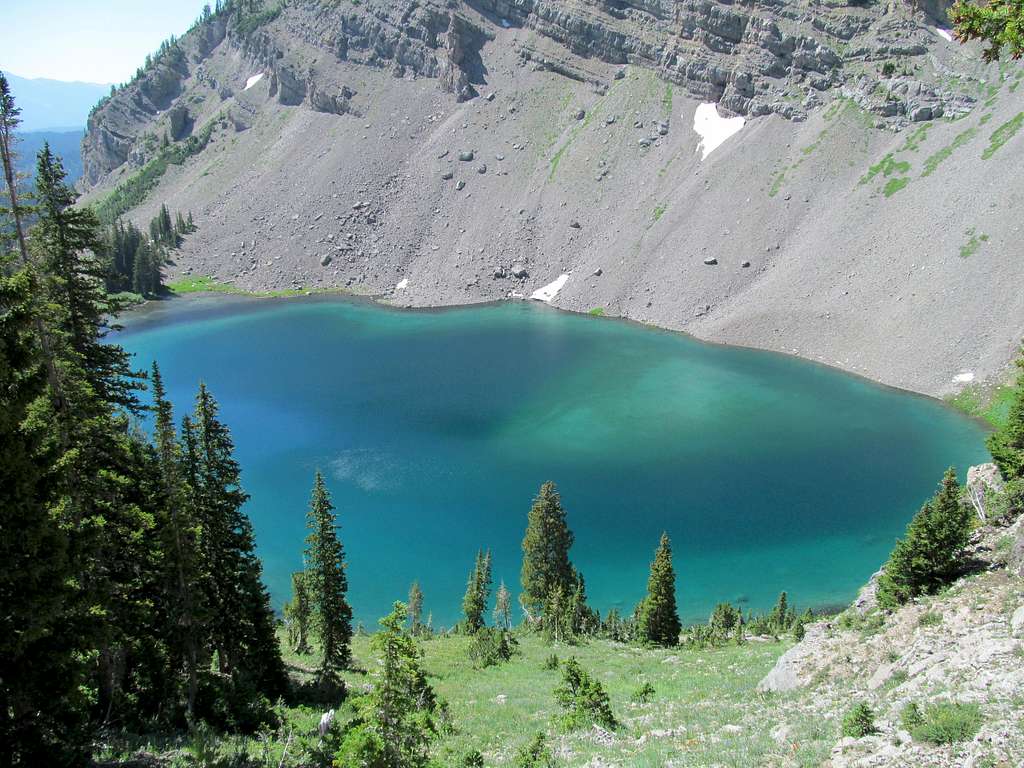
116 295 990 627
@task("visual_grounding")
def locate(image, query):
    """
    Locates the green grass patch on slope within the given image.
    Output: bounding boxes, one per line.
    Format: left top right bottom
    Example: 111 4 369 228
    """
859 153 911 185
922 125 978 177
948 383 1015 428
168 275 339 299
959 227 990 258
982 112 1024 160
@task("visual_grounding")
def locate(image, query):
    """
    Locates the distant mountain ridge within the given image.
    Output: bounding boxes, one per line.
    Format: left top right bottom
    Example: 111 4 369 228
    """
5 72 109 131
14 130 85 185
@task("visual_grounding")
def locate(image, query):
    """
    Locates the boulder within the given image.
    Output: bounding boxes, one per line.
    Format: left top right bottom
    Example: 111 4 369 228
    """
456 180 466 191
703 256 718 265
458 150 474 161
320 254 333 267
477 164 487 174
657 121 670 136
569 220 582 229
573 108 585 120
441 170 454 180
511 263 529 278
1011 605 1024 638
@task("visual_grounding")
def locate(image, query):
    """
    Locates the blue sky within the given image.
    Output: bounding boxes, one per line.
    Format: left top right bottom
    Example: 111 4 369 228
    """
3 0 210 84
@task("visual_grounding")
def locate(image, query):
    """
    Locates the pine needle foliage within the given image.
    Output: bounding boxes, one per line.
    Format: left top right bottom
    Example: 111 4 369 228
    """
637 533 682 646
877 468 973 607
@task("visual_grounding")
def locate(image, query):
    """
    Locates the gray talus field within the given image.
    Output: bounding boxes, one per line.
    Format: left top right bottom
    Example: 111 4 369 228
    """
79 0 1024 396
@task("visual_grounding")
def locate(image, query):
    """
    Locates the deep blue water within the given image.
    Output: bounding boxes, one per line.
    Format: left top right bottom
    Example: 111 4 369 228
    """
116 296 990 627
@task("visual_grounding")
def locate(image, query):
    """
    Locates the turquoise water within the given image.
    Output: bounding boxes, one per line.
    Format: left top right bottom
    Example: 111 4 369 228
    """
116 296 990 627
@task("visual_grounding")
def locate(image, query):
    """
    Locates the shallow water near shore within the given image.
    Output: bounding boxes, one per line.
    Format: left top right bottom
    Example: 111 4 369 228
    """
116 295 990 626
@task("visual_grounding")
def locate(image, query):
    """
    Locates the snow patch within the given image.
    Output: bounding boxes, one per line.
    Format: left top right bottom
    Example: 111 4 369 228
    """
692 103 745 160
953 370 976 384
396 278 409 290
244 73 265 91
531 274 569 302
500 18 511 28
935 28 954 43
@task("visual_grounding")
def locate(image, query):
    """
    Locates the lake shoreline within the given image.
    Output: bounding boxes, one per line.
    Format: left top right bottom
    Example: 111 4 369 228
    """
122 288 995 428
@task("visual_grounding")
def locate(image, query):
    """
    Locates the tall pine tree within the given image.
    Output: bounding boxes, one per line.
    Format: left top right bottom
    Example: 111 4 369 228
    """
304 471 353 685
462 548 492 633
520 481 577 623
637 533 681 647
185 383 286 696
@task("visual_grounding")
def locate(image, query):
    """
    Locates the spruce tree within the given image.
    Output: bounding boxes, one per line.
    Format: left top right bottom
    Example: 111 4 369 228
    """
339 602 438 768
187 383 286 695
408 580 424 634
878 468 973 607
0 260 89 765
987 345 1024 481
304 471 353 684
151 362 203 716
520 481 577 622
462 549 491 633
33 144 142 411
284 571 312 654
494 580 512 630
637 533 681 647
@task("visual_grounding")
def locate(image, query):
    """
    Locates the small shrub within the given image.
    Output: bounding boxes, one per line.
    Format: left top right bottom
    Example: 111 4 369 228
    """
542 653 560 671
462 750 485 767
918 612 943 628
514 732 555 768
630 682 656 704
553 657 617 731
468 628 517 668
842 702 877 738
882 61 897 77
900 701 924 733
333 724 386 768
909 702 983 744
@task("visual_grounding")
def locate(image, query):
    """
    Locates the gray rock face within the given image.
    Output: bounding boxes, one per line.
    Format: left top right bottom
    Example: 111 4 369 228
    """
80 0 976 190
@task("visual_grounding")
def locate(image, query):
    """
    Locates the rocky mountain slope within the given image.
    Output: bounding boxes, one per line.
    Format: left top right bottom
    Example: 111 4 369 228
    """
758 464 1024 767
79 0 1024 396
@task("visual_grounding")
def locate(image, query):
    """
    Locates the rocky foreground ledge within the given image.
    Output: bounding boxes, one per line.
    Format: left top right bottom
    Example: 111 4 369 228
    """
757 464 1024 767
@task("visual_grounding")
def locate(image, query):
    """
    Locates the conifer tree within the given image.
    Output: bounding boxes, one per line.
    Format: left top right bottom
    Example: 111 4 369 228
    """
33 144 142 411
408 580 424 634
878 468 973 607
952 0 1024 61
494 580 512 630
32 142 169 726
520 481 577 622
339 602 437 768
304 471 353 684
637 533 681 647
284 571 312 654
186 383 286 695
151 362 204 716
0 260 89 765
462 549 491 633
987 345 1024 481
